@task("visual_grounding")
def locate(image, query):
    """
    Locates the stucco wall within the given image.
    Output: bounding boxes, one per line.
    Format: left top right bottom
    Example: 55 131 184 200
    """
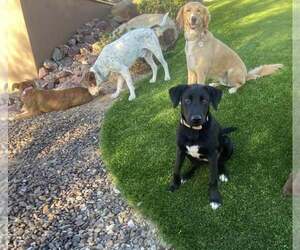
4 0 37 87
4 0 112 87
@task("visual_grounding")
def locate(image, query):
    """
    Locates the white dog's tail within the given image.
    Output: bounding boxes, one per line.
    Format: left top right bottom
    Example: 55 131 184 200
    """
160 12 169 26
246 64 283 81
151 12 169 29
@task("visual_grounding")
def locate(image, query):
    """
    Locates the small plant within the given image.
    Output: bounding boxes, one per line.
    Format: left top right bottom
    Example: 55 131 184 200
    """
136 0 188 18
92 32 115 54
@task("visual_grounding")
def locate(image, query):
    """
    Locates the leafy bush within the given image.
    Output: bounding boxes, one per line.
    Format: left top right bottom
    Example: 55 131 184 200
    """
135 0 189 18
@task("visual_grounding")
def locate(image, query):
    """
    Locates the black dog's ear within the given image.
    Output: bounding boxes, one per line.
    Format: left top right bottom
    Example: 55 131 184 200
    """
169 84 188 107
204 86 223 110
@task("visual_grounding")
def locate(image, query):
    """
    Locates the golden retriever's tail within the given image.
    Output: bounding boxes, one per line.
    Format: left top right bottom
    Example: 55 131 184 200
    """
246 64 283 81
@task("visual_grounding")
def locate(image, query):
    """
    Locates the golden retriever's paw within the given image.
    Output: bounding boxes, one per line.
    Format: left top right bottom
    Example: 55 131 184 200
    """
228 87 238 94
128 94 136 101
209 82 220 87
149 78 156 83
164 75 171 81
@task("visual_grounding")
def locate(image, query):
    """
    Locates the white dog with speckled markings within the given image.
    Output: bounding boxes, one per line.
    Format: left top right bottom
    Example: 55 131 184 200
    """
82 13 171 101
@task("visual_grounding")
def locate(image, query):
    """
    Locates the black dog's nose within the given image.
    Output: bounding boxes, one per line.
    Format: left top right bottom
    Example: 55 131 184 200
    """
191 115 202 124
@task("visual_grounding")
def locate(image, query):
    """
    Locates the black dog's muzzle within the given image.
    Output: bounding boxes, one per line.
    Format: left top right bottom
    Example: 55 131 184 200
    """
181 115 209 130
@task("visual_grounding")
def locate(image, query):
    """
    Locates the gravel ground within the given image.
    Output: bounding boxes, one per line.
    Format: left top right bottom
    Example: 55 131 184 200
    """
8 82 170 250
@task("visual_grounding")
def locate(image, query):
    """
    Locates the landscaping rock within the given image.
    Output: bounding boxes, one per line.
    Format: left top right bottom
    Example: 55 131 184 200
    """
111 0 139 23
74 34 85 43
55 70 72 79
43 59 58 71
52 47 64 62
41 80 55 89
95 20 112 32
77 26 92 36
38 67 48 79
84 35 96 44
67 38 77 47
67 46 80 58
59 57 73 67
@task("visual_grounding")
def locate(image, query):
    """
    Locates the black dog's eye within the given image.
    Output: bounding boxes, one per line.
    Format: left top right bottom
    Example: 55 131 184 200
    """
184 98 192 105
200 97 208 104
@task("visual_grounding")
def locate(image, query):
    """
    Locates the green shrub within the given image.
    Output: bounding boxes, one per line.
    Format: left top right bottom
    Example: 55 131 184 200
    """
136 0 188 18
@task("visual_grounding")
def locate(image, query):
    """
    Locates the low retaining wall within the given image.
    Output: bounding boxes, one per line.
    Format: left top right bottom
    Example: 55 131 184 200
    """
5 0 112 87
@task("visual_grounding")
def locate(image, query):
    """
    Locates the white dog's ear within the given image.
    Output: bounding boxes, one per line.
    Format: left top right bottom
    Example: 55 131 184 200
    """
86 72 95 83
176 6 184 31
202 7 211 32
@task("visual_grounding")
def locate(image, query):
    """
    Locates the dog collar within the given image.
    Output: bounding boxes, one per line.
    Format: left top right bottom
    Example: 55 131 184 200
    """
180 116 209 130
180 118 202 130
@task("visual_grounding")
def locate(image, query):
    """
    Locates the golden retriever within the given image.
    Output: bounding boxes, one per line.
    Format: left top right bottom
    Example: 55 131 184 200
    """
176 2 283 93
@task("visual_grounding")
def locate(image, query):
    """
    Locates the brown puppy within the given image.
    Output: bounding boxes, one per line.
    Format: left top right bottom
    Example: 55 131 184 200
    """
13 80 93 120
12 80 36 93
177 2 283 94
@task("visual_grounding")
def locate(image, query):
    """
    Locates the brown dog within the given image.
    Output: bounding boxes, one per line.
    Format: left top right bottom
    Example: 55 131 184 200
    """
13 80 93 120
176 2 283 94
12 80 36 93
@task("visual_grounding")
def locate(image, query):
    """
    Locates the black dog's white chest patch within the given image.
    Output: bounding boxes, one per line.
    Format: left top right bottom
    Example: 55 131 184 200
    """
186 145 208 161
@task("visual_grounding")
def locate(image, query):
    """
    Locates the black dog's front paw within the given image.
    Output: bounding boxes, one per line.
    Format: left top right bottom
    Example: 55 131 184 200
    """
168 182 180 192
168 175 181 192
209 189 222 210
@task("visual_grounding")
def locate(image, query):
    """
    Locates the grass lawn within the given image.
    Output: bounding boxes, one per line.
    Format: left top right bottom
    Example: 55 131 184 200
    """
101 0 292 249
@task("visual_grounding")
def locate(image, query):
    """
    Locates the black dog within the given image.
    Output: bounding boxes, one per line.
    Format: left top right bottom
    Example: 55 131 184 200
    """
168 84 236 209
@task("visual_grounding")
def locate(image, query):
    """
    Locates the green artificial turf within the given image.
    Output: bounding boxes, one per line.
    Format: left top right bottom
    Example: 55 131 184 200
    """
101 0 292 249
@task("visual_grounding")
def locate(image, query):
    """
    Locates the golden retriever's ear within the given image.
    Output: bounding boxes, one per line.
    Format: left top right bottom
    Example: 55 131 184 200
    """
202 7 211 32
12 83 20 91
176 6 184 30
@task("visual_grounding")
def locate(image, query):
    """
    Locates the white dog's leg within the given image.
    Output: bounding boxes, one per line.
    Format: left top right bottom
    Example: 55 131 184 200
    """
111 75 124 99
120 67 136 101
144 52 158 83
152 50 171 81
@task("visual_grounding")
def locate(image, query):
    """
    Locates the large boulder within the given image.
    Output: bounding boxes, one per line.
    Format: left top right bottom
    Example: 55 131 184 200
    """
111 0 139 23
113 13 179 51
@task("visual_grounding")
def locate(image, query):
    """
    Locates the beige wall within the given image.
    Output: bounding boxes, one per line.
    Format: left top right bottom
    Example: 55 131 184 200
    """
4 0 111 87
4 0 37 87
